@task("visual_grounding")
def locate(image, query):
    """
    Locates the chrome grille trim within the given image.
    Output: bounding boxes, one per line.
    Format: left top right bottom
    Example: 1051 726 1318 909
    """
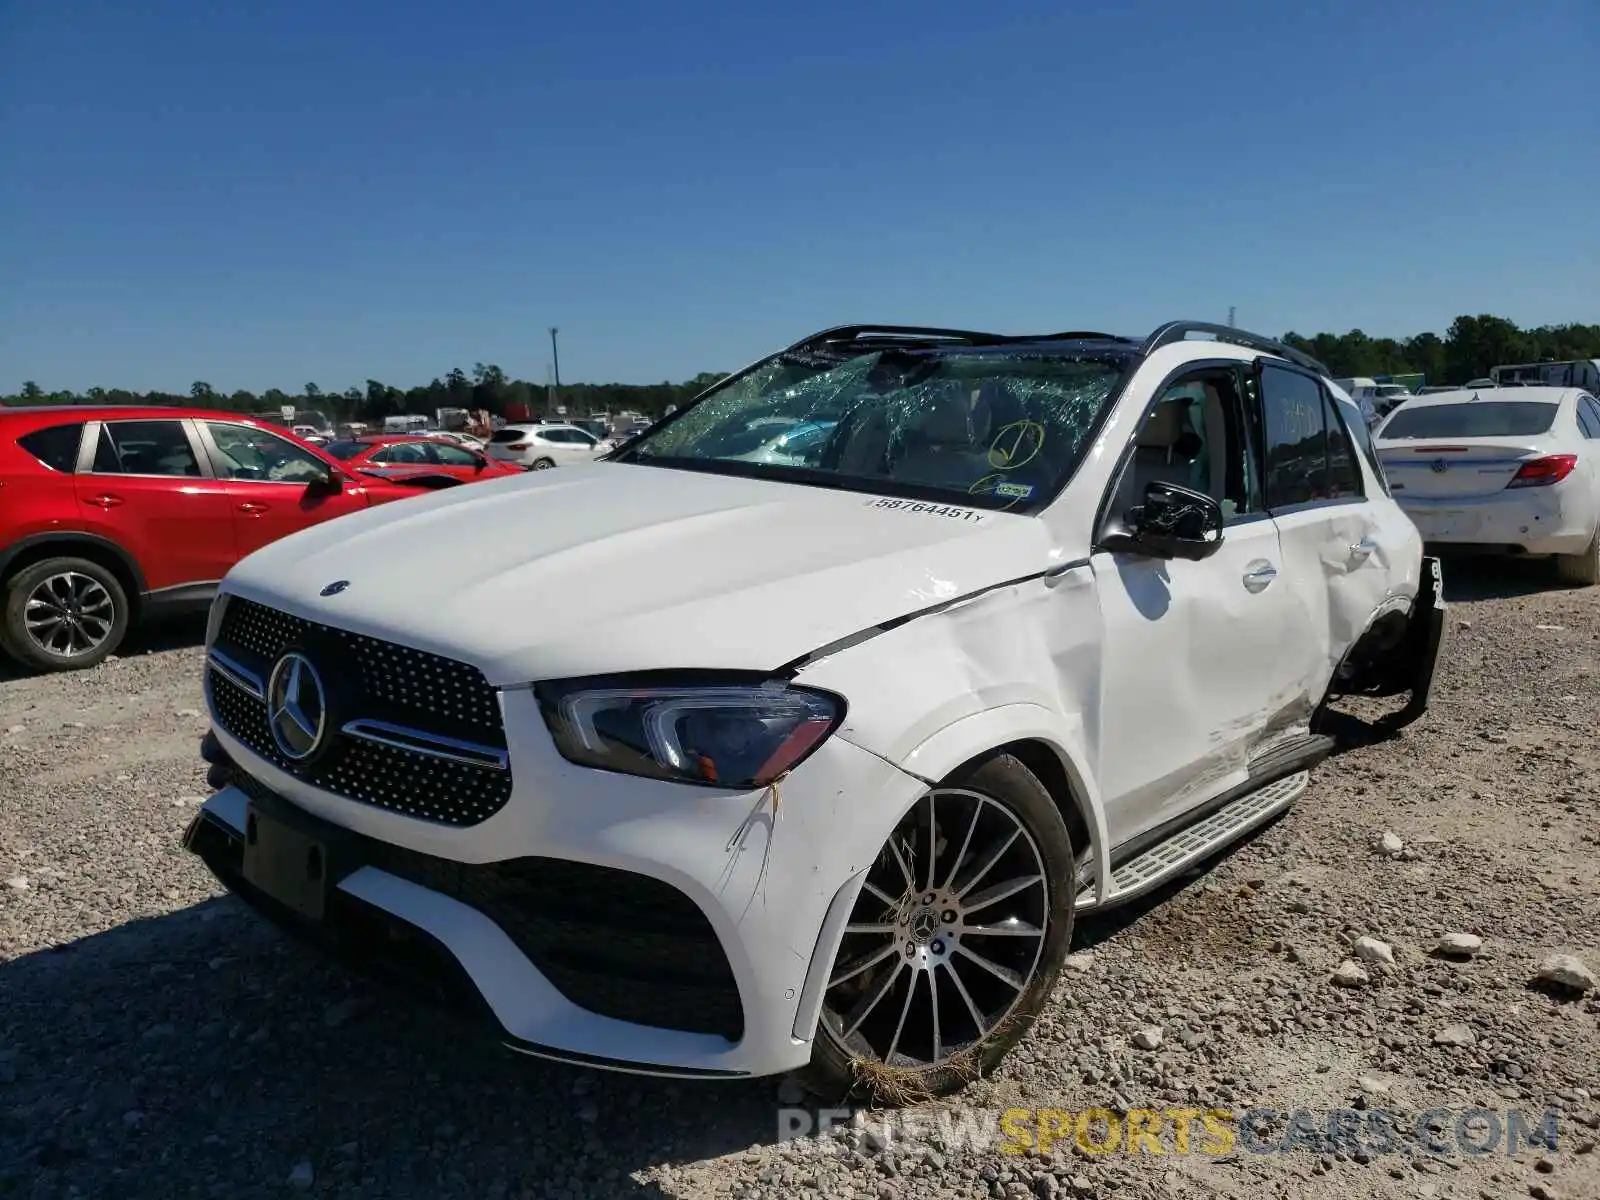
207 648 264 699
341 719 510 771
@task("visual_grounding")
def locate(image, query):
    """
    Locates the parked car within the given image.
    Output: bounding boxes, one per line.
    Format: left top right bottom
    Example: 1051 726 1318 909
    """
1374 385 1600 584
0 407 437 671
484 422 605 469
184 321 1444 1100
323 434 524 486
424 430 487 451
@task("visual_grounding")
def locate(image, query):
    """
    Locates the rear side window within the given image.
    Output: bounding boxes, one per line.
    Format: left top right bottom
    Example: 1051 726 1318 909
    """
1380 402 1559 440
92 421 201 477
1577 396 1600 439
16 422 86 472
1258 364 1364 508
1319 389 1362 500
490 428 527 444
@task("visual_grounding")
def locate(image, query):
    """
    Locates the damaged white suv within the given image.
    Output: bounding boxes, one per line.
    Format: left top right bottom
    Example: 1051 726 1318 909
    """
185 321 1445 1098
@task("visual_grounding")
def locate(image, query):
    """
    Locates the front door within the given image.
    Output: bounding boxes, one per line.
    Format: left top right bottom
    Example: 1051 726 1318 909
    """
1092 365 1313 849
198 421 369 559
73 418 237 593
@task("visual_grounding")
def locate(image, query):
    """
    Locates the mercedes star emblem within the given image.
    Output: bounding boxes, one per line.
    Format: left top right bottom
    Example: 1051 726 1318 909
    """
320 580 350 596
266 652 328 761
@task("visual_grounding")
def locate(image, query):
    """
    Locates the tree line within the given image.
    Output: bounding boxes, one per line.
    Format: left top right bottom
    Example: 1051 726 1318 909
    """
6 315 1598 421
1282 314 1599 384
2 363 730 425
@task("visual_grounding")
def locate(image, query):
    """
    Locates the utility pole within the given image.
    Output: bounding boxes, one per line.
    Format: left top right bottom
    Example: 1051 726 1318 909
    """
549 327 561 416
1227 306 1236 328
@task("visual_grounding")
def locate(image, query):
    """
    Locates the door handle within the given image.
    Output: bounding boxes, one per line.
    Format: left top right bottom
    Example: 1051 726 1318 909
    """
1349 536 1377 559
1242 562 1278 592
85 493 124 509
237 502 268 515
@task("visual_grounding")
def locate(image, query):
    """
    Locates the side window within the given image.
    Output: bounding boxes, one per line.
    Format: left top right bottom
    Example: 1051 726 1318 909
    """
374 442 428 464
16 422 86 472
1577 397 1600 439
205 422 328 483
1320 387 1363 500
1329 387 1389 496
1258 365 1363 508
1112 370 1263 524
92 421 201 477
431 443 479 466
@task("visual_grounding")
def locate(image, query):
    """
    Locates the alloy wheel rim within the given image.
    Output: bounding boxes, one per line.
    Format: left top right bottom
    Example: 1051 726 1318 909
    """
820 787 1051 1070
23 572 115 657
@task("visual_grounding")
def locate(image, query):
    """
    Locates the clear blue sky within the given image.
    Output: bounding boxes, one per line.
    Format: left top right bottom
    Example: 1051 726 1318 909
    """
2 0 1596 394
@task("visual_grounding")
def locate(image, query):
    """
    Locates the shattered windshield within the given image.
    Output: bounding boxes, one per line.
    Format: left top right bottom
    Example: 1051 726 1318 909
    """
620 347 1126 512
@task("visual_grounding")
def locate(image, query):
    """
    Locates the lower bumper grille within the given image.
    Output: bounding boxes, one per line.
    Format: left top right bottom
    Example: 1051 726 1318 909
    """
212 773 745 1043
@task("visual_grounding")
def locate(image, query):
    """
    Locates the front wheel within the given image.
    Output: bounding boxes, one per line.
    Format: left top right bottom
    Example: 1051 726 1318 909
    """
804 753 1076 1102
530 457 556 470
1555 528 1600 586
1 557 130 672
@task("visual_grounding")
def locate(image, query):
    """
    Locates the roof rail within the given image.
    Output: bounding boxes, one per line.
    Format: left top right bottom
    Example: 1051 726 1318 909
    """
1142 321 1330 376
790 324 1011 350
789 325 1144 354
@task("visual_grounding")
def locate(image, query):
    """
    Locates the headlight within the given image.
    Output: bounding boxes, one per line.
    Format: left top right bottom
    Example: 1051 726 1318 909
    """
535 676 844 789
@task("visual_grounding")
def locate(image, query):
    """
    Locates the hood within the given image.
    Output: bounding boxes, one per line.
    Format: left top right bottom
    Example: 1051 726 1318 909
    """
220 463 1056 685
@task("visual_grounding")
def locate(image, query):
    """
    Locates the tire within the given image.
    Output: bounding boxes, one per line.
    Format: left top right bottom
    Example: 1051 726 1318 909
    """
530 458 556 470
802 752 1076 1103
1 556 130 672
1555 527 1600 586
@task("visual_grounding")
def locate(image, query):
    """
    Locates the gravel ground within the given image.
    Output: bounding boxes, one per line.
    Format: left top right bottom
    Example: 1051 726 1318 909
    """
2 560 1598 1200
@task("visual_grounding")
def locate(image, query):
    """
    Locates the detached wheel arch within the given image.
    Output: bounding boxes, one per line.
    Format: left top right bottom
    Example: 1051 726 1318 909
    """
802 751 1077 1103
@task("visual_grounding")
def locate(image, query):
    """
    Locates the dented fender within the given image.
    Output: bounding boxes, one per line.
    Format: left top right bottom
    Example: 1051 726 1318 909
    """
793 569 1113 903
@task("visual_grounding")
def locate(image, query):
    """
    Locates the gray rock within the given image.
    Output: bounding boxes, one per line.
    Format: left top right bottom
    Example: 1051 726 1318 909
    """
1131 1027 1163 1051
1534 954 1598 993
1375 831 1404 857
287 1160 314 1190
1433 1023 1476 1048
1331 960 1369 988
1063 951 1096 973
1354 936 1394 967
1435 932 1483 958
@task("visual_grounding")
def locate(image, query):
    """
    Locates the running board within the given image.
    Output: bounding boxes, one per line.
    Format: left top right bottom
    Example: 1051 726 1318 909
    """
1076 771 1307 912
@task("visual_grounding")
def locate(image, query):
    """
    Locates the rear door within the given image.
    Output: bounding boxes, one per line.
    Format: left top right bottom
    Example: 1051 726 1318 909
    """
74 418 236 593
196 421 369 559
1254 362 1400 690
542 427 601 463
427 440 494 480
3 419 89 537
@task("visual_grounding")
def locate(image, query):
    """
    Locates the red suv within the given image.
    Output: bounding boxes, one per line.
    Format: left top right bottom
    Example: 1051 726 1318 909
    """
0 407 433 672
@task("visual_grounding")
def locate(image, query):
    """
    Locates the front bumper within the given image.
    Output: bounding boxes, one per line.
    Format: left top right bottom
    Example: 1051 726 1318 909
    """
187 716 927 1079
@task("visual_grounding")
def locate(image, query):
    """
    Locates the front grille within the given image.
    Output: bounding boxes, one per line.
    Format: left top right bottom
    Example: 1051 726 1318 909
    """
209 598 512 827
225 774 745 1042
218 598 501 733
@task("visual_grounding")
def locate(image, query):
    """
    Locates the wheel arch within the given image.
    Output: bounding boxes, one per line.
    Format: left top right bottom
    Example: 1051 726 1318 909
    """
0 533 147 613
892 703 1109 906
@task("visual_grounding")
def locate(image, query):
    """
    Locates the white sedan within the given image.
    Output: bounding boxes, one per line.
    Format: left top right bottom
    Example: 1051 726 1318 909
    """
1375 385 1600 584
484 422 604 470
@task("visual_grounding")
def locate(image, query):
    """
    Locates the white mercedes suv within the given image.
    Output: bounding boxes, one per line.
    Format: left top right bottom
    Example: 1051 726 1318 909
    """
184 322 1446 1099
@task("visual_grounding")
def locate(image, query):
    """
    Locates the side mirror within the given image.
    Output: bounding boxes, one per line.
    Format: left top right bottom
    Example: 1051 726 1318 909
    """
1103 481 1225 561
305 469 343 498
